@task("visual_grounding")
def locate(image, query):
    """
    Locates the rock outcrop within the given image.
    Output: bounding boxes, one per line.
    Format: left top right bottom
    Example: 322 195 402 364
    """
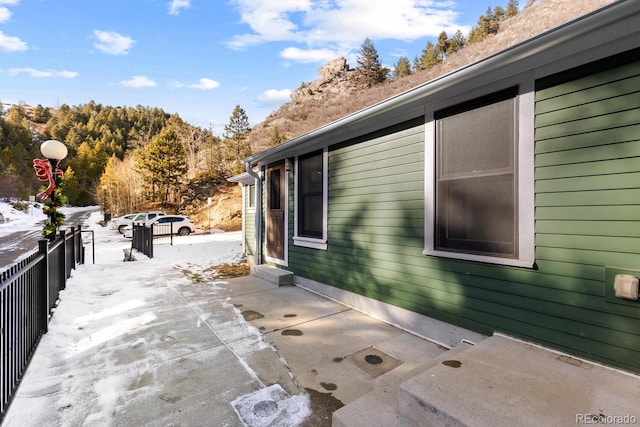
290 57 357 103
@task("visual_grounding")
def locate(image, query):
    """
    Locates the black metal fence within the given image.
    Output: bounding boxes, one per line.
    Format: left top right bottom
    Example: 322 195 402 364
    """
131 223 154 259
130 223 184 259
0 226 84 421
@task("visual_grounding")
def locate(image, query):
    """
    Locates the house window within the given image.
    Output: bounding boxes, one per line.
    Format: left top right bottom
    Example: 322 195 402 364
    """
425 85 535 267
248 184 256 210
436 88 517 257
294 149 328 249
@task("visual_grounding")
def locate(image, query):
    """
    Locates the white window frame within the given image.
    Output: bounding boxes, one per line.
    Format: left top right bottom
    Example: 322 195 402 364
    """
247 184 256 212
293 148 328 250
423 78 535 268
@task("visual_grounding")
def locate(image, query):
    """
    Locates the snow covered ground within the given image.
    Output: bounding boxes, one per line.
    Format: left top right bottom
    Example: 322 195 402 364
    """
1 205 311 426
0 201 48 234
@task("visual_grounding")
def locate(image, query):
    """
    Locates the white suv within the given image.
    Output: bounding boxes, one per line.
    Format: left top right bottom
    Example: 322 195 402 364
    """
115 211 165 234
131 211 166 224
124 215 195 238
110 214 136 233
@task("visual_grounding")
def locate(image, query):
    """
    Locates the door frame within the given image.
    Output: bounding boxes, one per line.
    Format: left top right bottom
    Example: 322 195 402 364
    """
264 161 288 266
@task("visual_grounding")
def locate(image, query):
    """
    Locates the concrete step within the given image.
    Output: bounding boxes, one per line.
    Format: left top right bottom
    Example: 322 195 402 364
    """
398 334 640 427
333 344 472 427
251 264 293 286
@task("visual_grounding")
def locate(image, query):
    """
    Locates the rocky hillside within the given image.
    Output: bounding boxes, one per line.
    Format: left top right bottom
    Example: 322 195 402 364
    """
246 0 616 153
180 178 242 232
138 180 242 232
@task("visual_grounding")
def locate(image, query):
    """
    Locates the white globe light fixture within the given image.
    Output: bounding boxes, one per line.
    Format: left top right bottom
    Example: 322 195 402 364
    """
36 139 68 240
40 139 68 161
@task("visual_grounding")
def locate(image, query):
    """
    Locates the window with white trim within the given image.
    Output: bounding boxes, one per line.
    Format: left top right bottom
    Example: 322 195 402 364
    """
247 184 256 210
424 84 535 268
294 149 328 249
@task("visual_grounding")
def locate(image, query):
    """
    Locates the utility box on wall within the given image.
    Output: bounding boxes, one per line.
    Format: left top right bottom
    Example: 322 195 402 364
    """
605 267 640 306
614 274 639 300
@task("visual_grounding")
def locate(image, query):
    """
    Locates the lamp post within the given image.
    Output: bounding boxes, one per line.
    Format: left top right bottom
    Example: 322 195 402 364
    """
33 139 68 240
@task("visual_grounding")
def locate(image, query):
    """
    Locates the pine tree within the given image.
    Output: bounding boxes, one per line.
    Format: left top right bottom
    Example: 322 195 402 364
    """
393 56 412 79
416 41 441 71
32 104 52 123
269 126 286 148
448 30 467 55
68 142 92 185
223 105 252 175
506 0 519 18
0 163 19 199
135 127 188 203
435 31 450 61
468 6 501 44
353 38 389 86
61 167 85 206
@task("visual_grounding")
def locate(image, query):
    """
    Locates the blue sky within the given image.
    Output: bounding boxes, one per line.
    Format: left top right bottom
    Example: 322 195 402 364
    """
0 0 495 135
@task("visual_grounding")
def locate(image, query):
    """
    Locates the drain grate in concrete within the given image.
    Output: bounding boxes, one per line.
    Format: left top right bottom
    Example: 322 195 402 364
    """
231 384 311 426
348 346 403 378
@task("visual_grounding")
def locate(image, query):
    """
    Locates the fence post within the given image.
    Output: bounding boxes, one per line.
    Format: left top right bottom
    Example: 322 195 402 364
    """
58 230 66 291
77 226 84 265
69 226 76 270
38 240 49 333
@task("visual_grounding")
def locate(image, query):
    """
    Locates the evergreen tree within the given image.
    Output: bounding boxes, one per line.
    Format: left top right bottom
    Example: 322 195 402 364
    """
353 38 389 86
269 126 286 148
506 0 519 18
204 137 227 178
3 105 31 145
393 56 412 79
416 41 441 71
0 163 19 199
468 6 502 43
68 142 93 185
435 31 450 61
61 167 89 206
0 148 12 170
223 105 252 175
32 104 51 123
135 127 188 203
448 30 467 55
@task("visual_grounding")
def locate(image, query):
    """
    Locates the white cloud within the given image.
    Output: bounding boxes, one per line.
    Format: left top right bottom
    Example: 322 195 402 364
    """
6 67 78 78
0 7 11 23
0 30 26 51
280 47 338 63
226 0 312 49
93 30 135 55
168 0 190 16
227 0 469 62
120 76 156 88
172 77 221 90
258 88 291 105
0 0 20 5
188 78 220 90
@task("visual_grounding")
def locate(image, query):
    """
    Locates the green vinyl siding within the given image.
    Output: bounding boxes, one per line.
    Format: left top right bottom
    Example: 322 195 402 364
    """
531 53 640 372
279 53 640 373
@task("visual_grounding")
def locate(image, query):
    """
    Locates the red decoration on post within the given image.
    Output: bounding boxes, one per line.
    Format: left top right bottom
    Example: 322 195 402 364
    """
33 159 64 200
